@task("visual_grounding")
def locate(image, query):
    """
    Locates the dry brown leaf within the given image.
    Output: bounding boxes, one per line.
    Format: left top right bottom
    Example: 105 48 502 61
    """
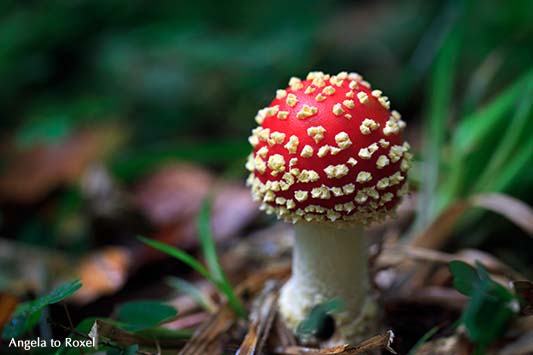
0 293 19 333
133 164 258 251
178 265 290 355
411 193 533 249
378 245 524 281
164 312 210 330
470 193 533 236
71 247 132 304
133 164 213 227
0 127 121 203
89 319 185 350
410 200 468 249
178 304 236 355
274 330 396 354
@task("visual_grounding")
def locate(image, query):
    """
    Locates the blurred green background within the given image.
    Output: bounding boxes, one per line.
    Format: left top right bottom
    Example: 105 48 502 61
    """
0 0 532 272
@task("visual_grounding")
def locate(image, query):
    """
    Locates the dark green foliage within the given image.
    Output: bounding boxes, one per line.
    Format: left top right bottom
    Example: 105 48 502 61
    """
449 260 481 296
449 261 519 353
116 300 177 331
107 344 138 355
2 279 82 339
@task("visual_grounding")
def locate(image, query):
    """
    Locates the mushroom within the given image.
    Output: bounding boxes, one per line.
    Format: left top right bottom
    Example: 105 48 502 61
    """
245 71 411 345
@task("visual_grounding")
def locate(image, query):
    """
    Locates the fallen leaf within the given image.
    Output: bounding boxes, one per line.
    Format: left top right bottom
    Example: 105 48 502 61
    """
177 264 290 355
410 200 468 249
133 163 258 251
411 193 533 249
236 281 280 355
89 319 185 349
132 164 213 227
470 193 533 236
273 330 396 354
0 127 122 203
178 303 236 355
0 293 19 333
71 247 132 304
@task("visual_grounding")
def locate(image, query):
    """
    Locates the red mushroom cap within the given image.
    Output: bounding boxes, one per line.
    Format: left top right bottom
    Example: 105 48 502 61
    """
246 71 411 226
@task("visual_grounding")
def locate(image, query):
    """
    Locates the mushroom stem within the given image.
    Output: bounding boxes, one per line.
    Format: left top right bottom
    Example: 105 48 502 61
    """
279 223 378 345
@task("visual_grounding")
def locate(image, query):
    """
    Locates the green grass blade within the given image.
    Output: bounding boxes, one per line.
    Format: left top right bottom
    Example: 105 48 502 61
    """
196 200 246 318
414 10 464 231
137 236 215 285
197 200 226 282
486 137 533 193
165 276 216 312
407 325 440 355
475 87 532 192
452 68 533 155
461 50 504 116
439 68 533 207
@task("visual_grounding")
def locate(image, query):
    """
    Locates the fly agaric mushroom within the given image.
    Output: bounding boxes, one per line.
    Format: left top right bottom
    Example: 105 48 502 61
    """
245 71 411 344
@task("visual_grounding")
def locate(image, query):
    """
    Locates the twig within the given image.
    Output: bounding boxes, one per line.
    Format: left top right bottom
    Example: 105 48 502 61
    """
48 319 155 355
63 303 84 355
236 281 280 355
273 330 396 355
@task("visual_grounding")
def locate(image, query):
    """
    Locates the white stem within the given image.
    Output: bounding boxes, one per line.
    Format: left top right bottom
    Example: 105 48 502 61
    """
278 223 378 344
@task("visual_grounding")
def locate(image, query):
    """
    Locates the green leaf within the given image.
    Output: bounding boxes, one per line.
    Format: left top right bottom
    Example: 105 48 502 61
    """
2 279 82 339
462 275 516 352
476 88 533 192
135 326 192 340
296 299 344 340
450 261 518 352
15 115 72 149
487 137 533 193
449 260 480 296
116 300 177 331
124 344 139 355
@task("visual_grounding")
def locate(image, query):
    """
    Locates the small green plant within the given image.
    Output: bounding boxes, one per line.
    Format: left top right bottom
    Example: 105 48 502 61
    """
296 298 344 342
115 300 178 331
2 279 82 339
138 199 246 318
449 260 520 354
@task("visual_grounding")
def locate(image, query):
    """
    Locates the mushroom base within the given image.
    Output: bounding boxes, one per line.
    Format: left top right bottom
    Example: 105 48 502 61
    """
278 223 379 345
